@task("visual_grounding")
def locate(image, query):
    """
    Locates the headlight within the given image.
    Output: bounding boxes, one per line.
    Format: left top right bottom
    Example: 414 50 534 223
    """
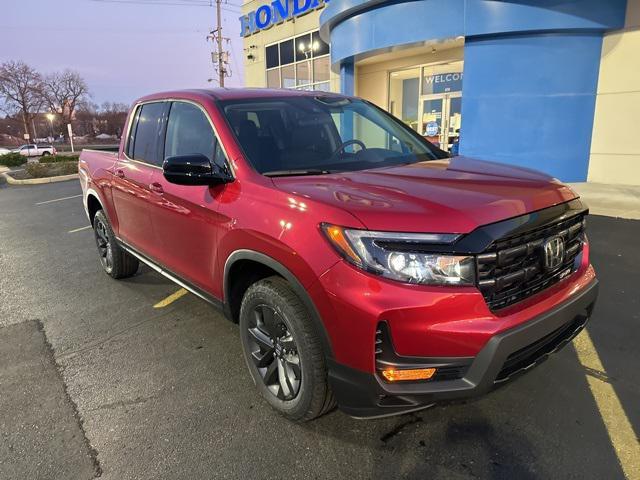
321 224 475 285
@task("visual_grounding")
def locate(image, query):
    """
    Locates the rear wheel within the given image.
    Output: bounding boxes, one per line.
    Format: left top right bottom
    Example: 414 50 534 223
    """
239 276 335 422
41 151 49 156
93 210 139 279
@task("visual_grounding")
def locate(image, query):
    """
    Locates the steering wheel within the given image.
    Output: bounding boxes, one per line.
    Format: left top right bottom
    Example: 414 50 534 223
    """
330 139 366 159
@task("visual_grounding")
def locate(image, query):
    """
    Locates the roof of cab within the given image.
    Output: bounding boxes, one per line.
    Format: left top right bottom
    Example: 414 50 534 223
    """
135 88 346 104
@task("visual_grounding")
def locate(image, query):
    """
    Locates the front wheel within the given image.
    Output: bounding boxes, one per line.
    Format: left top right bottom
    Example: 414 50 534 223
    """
239 276 335 422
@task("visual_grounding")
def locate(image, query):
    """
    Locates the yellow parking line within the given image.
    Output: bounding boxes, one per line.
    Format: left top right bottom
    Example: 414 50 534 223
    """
153 288 188 308
574 330 640 480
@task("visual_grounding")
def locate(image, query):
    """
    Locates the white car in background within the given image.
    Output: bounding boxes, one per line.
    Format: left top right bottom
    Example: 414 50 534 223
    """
13 144 57 157
0 147 11 155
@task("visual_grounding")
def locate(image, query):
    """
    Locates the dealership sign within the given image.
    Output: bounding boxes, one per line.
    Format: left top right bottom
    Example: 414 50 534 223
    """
240 0 329 37
423 72 463 94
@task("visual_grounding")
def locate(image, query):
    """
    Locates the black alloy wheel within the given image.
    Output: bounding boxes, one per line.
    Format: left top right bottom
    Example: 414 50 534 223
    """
247 304 301 400
94 216 114 274
239 276 335 421
92 210 139 279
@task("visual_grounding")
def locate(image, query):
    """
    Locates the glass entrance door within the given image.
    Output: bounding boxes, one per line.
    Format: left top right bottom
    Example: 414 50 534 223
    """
388 61 463 152
419 92 461 152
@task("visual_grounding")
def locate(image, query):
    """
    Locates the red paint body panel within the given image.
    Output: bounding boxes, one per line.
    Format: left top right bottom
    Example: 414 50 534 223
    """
79 89 597 382
271 157 577 234
318 245 594 372
147 169 228 293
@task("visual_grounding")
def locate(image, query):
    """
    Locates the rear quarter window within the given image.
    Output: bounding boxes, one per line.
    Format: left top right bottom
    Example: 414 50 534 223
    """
130 102 165 165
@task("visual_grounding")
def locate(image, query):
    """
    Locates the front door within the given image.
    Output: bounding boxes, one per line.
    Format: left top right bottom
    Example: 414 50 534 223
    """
147 100 230 292
419 92 462 152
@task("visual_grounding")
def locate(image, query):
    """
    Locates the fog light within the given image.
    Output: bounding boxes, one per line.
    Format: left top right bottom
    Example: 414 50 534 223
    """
381 368 436 382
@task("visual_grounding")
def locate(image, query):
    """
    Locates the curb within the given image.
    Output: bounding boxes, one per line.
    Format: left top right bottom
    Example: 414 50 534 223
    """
2 171 79 185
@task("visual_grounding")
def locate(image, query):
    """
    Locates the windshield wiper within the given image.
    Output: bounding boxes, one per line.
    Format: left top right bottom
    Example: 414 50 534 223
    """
262 169 333 177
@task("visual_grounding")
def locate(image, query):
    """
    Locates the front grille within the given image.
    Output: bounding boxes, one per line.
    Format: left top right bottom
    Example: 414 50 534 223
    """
477 212 586 310
495 314 588 382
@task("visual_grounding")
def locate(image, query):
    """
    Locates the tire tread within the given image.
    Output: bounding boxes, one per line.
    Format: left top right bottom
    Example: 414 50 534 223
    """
93 210 139 279
241 276 335 421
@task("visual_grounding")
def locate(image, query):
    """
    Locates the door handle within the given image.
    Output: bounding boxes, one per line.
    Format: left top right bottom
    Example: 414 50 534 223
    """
115 168 125 178
149 182 164 194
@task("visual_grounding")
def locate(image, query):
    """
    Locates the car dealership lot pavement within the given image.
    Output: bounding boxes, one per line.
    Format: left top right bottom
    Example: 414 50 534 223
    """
1 181 638 480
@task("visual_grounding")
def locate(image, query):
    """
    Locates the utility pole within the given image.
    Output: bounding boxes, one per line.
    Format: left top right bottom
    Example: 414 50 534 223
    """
216 0 225 87
208 0 231 87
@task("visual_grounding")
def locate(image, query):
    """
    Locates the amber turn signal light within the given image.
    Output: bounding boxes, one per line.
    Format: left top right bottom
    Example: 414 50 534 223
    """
381 368 436 382
321 224 362 265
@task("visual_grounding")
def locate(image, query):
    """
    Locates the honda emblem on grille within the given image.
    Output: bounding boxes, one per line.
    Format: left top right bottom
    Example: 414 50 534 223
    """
543 236 565 270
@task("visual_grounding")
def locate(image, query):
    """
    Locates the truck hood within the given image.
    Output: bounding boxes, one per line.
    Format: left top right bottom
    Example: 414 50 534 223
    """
271 156 578 233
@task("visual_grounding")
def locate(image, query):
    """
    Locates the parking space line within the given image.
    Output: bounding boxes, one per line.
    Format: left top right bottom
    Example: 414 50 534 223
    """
153 288 188 308
68 225 92 233
574 330 640 480
35 194 82 206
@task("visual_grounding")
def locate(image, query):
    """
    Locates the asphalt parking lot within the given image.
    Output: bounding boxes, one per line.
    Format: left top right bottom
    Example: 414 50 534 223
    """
1 180 638 480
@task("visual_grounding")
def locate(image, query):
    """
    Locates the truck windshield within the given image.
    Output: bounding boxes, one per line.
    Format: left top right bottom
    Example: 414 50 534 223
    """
220 96 447 176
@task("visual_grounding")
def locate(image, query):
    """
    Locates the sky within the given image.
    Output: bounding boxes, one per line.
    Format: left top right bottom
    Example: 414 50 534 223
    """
1 0 245 106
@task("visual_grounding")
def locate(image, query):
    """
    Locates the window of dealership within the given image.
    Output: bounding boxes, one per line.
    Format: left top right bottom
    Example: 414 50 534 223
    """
240 0 640 185
389 61 463 151
264 30 331 91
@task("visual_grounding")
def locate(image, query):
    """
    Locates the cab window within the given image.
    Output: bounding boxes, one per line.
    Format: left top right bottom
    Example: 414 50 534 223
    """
130 102 165 165
125 107 142 159
165 101 216 163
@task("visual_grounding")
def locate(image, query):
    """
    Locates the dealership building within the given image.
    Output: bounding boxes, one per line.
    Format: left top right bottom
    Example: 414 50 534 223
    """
240 0 640 185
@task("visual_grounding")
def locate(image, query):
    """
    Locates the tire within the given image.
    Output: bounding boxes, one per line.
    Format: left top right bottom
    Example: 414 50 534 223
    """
93 210 139 279
41 151 49 156
239 276 335 422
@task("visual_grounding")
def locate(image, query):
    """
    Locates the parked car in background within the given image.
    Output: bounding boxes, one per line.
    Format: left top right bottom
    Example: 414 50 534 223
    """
13 144 57 157
79 88 598 422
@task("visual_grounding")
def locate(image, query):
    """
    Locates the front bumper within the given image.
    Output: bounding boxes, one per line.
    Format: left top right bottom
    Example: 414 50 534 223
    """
328 278 599 418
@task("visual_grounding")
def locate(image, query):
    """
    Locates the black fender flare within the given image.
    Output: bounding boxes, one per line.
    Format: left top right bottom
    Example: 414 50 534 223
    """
223 249 334 359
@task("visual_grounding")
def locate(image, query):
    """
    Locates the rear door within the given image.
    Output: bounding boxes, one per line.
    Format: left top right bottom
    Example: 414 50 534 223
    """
111 101 167 257
147 100 231 292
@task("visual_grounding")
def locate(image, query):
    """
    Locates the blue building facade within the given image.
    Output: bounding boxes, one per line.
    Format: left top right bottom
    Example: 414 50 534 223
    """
319 0 628 181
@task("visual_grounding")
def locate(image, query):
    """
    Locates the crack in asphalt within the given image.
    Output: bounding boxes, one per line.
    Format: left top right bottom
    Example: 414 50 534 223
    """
35 319 103 479
56 307 179 360
380 414 423 444
90 393 160 412
583 366 615 383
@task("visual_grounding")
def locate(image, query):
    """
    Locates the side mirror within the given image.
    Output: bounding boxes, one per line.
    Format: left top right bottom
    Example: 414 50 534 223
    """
163 154 232 186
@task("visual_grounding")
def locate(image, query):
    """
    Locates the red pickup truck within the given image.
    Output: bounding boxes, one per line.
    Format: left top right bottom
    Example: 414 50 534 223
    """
79 89 598 421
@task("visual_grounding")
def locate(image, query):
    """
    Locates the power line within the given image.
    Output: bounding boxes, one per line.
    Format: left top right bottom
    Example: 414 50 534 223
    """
90 0 239 9
91 0 211 3
88 0 239 86
0 24 207 33
89 0 241 16
88 0 241 15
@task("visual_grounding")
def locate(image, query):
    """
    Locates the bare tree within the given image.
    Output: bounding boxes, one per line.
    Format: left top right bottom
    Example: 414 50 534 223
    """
74 101 98 136
0 61 44 138
99 102 130 137
42 69 90 126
